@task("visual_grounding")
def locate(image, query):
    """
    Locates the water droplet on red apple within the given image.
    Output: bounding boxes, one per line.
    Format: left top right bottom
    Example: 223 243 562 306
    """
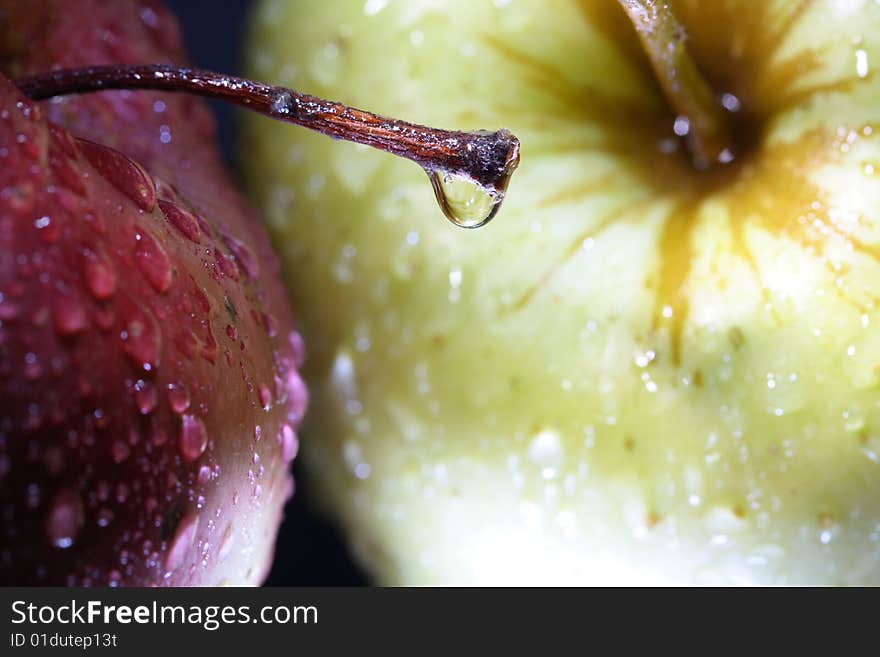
262 312 278 338
45 488 83 548
96 508 113 528
134 379 158 414
120 300 161 371
111 440 130 463
222 233 260 280
280 424 298 463
34 214 61 243
283 369 308 424
76 139 157 212
197 465 212 485
134 229 172 293
52 295 87 336
215 248 239 280
179 414 207 462
288 331 306 367
81 250 117 300
158 199 201 242
166 382 190 414
258 383 272 410
23 351 42 380
200 324 218 364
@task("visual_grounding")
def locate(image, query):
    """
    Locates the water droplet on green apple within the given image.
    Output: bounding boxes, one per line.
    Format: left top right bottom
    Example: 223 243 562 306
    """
527 430 564 480
843 408 865 432
426 169 506 229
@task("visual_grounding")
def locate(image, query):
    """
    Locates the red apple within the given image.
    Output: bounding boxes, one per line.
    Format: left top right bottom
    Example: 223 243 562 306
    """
0 0 307 585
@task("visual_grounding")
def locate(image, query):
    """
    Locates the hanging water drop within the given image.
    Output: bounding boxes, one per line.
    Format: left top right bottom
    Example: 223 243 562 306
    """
426 169 508 229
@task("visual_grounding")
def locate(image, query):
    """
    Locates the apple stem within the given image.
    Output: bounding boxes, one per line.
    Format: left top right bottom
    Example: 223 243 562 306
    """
618 0 735 168
14 64 520 221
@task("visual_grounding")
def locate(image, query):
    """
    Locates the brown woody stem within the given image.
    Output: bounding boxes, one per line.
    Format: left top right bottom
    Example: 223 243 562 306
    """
618 0 735 167
15 64 520 193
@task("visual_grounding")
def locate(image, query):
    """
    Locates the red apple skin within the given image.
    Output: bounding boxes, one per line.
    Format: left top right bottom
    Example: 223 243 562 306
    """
0 0 307 585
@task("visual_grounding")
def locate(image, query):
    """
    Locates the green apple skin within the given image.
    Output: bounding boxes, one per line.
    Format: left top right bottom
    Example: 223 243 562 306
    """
242 0 880 584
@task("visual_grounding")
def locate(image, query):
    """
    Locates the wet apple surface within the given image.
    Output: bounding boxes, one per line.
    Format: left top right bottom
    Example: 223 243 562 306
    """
0 0 308 586
243 0 880 584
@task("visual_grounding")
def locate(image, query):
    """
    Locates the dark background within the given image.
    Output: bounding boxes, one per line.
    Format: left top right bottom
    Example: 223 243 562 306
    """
165 0 367 586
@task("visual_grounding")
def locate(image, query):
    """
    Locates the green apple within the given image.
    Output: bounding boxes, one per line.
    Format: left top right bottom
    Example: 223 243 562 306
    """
242 0 880 584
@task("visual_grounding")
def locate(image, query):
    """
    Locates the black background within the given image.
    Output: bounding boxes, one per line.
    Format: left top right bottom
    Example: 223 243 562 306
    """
165 0 367 586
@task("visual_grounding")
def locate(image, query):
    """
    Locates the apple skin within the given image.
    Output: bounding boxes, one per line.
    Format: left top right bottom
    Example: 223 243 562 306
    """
0 0 306 585
243 0 880 584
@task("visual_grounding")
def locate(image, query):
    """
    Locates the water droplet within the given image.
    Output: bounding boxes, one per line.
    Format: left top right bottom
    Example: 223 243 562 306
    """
48 124 78 157
134 230 172 293
283 369 308 424
96 508 113 527
633 348 656 368
673 115 691 136
427 170 506 229
164 513 198 573
262 312 278 338
288 331 306 367
364 0 389 16
81 250 117 300
52 296 87 336
843 408 865 433
34 214 62 243
215 248 240 280
527 430 564 479
860 435 880 463
23 352 42 380
222 233 260 280
179 414 207 462
167 382 190 414
280 424 298 463
855 48 869 78
76 139 157 212
45 488 83 548
158 200 201 242
720 92 741 112
111 440 130 463
271 90 293 115
258 384 272 410
197 465 212 485
120 300 161 371
134 379 158 414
